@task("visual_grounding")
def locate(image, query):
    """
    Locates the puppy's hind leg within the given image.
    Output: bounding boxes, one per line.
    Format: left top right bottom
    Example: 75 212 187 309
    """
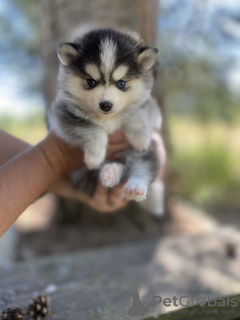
123 142 159 202
122 162 150 201
100 162 125 188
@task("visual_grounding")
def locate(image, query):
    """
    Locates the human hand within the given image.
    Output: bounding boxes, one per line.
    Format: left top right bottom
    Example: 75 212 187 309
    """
38 130 84 175
106 130 130 159
50 178 128 213
49 130 130 212
41 130 129 175
0 129 129 237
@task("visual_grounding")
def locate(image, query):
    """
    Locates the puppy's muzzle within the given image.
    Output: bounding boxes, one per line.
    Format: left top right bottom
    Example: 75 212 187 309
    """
99 101 113 113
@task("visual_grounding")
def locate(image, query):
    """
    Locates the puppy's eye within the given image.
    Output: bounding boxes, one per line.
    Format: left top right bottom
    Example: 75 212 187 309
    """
87 79 97 88
116 80 126 90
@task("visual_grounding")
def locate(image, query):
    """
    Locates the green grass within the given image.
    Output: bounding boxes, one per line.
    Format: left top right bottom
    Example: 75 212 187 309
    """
171 142 240 207
169 116 240 208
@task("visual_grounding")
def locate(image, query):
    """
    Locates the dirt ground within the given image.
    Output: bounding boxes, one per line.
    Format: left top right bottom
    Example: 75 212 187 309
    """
14 194 221 262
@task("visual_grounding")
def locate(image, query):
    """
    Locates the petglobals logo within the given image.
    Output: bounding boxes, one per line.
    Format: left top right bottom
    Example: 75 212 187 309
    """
193 295 239 308
122 292 239 319
151 295 239 308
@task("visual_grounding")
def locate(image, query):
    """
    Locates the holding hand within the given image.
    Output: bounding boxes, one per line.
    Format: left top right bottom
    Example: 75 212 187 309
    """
50 130 130 212
0 129 130 236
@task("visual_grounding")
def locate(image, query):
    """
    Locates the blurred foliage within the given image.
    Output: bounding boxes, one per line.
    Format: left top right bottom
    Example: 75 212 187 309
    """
161 59 240 123
158 0 240 123
169 117 240 209
0 113 47 144
0 0 41 55
157 1 240 210
0 0 42 94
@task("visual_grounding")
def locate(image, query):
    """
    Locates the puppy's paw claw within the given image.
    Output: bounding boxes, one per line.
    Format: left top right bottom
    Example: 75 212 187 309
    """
123 179 148 201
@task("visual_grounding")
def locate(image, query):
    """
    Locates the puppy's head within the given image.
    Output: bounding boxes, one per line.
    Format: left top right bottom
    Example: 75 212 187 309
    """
57 29 158 116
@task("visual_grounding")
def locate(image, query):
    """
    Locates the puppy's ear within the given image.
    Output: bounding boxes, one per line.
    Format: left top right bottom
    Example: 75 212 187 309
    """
58 42 80 65
126 31 141 42
138 47 158 70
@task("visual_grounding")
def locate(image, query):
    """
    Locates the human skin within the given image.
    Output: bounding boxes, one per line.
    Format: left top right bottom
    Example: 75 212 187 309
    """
0 130 130 237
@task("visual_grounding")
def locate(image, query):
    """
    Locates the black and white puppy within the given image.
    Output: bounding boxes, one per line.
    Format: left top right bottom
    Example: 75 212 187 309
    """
48 28 165 203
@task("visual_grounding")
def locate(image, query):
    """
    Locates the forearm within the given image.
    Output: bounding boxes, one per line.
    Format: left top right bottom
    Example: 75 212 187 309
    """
0 132 84 237
0 130 31 165
0 147 57 236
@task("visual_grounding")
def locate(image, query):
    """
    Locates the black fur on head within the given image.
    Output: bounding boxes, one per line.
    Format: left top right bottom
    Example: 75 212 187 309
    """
58 28 158 79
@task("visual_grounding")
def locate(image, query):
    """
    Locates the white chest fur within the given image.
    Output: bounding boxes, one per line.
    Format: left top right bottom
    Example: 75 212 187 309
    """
97 114 122 134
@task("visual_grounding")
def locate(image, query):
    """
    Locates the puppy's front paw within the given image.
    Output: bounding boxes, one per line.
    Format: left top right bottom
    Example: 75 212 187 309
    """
123 178 148 201
100 163 125 188
84 151 105 169
84 131 108 169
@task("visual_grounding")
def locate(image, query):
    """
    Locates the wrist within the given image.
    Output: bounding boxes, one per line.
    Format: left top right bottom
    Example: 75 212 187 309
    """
37 131 84 177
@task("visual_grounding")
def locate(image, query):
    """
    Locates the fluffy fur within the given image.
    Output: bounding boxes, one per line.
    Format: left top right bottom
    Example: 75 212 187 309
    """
48 28 165 204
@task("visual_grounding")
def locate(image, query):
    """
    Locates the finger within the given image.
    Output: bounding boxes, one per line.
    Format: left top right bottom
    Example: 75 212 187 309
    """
108 141 130 152
91 180 108 205
92 182 125 213
108 183 128 207
94 196 127 214
86 181 119 213
107 198 128 212
108 130 127 144
70 188 91 203
50 177 92 206
106 142 130 159
58 180 91 203
109 151 124 160
109 182 125 197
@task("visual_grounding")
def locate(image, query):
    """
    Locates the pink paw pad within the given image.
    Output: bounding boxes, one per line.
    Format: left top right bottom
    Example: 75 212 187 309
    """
100 165 117 188
123 181 147 201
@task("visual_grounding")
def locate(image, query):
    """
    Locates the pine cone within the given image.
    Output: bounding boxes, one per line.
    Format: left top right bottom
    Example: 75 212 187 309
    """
27 294 50 320
2 307 23 320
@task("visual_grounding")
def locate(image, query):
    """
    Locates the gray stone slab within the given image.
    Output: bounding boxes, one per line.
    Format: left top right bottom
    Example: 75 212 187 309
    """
0 226 17 267
0 230 240 319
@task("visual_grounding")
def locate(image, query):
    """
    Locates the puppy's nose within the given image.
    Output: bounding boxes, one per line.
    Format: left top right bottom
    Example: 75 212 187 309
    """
99 101 113 112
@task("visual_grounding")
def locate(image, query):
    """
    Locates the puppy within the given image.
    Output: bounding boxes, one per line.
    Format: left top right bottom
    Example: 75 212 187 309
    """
48 28 165 204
